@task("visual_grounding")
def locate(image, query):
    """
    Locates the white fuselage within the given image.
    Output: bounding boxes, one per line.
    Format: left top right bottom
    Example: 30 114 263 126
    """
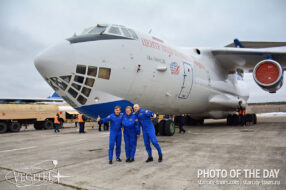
34 25 249 119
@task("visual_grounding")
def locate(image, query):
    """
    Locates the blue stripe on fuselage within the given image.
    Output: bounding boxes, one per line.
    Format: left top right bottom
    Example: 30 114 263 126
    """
75 100 133 119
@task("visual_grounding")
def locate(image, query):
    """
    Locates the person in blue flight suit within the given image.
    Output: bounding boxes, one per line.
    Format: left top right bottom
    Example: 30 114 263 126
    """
122 106 140 163
97 106 123 164
133 104 163 163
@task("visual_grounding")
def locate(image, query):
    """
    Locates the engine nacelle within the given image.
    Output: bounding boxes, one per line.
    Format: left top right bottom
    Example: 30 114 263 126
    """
253 59 284 93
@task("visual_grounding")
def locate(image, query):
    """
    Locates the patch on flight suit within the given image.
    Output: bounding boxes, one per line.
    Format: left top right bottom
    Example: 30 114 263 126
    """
140 113 143 115
107 115 110 118
145 110 149 113
135 119 138 122
129 119 132 121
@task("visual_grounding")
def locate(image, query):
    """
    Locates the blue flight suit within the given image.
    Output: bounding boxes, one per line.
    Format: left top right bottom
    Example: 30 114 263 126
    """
136 109 162 157
122 113 140 159
101 113 123 160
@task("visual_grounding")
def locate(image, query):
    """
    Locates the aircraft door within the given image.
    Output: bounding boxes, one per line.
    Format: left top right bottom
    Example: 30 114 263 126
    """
178 62 193 99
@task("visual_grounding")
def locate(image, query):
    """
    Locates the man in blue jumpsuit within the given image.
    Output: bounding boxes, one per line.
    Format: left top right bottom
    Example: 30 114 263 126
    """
122 106 140 162
133 104 163 162
97 106 123 164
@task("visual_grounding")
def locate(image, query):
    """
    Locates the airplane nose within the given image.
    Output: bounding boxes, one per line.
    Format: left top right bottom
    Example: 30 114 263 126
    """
34 40 75 78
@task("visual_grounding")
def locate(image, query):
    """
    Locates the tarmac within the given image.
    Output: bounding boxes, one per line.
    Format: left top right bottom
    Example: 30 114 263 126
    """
0 115 285 190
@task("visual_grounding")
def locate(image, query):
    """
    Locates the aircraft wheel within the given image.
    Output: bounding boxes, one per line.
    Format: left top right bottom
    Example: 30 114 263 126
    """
164 120 175 136
0 122 8 133
158 120 166 136
8 122 21 132
43 120 53 130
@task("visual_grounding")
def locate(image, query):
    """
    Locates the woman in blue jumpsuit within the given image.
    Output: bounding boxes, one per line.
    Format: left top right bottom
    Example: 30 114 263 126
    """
97 106 123 164
122 106 140 162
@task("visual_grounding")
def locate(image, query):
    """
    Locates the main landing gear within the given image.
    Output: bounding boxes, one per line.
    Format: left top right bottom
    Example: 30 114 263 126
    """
227 113 257 126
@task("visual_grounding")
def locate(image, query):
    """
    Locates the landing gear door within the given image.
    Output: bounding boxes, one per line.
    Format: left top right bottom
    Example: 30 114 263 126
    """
178 62 193 99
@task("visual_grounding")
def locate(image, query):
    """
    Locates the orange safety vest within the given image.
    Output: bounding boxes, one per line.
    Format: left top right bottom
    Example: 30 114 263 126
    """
54 116 60 124
78 114 84 123
239 108 246 116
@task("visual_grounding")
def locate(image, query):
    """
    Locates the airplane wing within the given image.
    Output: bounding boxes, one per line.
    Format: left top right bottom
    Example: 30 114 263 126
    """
205 41 286 93
210 47 286 72
0 98 64 103
0 93 64 103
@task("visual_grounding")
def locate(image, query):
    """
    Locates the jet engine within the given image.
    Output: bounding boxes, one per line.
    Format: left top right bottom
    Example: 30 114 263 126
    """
253 59 284 93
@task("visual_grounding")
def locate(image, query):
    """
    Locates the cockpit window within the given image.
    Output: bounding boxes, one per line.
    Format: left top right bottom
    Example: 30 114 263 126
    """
121 27 132 38
89 25 107 34
81 25 107 35
108 27 121 35
68 25 138 44
127 29 138 39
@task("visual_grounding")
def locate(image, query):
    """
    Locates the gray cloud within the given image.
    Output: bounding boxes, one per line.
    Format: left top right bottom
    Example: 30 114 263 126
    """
0 0 285 102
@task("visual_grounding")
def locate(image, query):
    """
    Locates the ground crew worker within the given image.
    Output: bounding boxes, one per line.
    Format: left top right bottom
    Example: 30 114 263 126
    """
78 113 86 133
98 120 109 131
122 106 140 163
98 120 103 131
97 106 123 164
238 101 246 126
54 113 60 133
179 114 186 133
133 104 163 163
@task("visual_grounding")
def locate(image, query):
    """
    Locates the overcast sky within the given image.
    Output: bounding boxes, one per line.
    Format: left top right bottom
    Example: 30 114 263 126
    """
0 0 286 103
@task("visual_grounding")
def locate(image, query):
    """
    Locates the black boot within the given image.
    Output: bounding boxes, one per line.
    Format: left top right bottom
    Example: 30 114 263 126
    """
116 158 122 162
129 158 134 162
126 158 130 162
158 154 163 162
146 157 153 163
109 160 112 164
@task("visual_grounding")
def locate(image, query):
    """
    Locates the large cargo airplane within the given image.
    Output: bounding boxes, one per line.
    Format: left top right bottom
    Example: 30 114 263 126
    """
34 24 286 135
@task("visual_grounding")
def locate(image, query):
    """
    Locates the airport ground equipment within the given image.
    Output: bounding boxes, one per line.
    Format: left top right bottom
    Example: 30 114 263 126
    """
0 103 78 133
